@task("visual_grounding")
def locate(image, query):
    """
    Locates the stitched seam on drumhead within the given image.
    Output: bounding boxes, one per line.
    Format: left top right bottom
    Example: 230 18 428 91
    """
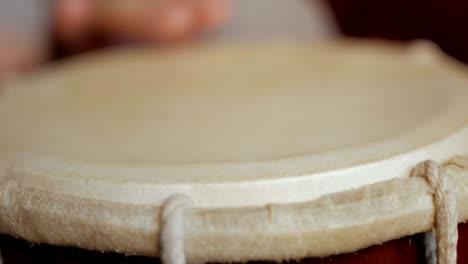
412 160 458 264
160 195 192 264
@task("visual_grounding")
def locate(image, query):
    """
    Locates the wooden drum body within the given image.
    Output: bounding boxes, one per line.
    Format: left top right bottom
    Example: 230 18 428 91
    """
0 40 467 263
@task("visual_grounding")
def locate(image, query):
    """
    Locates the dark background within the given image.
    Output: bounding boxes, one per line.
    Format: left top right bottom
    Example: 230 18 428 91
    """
329 0 468 63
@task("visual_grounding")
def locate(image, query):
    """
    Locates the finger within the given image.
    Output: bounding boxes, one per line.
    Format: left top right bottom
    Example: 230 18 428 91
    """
54 0 93 47
92 0 196 42
193 0 232 32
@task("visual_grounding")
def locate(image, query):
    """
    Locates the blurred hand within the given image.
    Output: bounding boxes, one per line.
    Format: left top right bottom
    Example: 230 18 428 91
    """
0 0 232 79
55 0 232 50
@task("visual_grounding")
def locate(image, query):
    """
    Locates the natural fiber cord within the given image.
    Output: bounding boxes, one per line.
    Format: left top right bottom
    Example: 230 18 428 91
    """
160 195 192 264
412 160 458 264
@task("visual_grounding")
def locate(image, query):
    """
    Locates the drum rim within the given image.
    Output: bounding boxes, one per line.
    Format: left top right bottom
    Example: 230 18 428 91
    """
0 156 467 262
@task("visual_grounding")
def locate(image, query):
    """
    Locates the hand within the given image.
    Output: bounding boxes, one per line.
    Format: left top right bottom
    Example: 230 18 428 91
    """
55 0 232 51
0 0 232 79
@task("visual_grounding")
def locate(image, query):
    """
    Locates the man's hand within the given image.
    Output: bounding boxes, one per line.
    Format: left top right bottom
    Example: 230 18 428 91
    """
55 0 232 49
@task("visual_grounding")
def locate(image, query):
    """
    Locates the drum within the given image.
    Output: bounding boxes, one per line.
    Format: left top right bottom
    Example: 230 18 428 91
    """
0 39 467 264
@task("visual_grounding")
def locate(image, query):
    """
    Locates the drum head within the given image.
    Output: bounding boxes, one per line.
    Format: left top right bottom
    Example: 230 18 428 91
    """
1 40 468 209
1 39 468 261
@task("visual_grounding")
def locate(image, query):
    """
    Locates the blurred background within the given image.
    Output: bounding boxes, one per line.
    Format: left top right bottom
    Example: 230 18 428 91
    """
1 0 468 79
329 0 468 64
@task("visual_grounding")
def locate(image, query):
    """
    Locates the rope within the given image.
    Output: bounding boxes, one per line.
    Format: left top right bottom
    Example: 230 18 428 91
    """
160 195 192 264
412 160 458 264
